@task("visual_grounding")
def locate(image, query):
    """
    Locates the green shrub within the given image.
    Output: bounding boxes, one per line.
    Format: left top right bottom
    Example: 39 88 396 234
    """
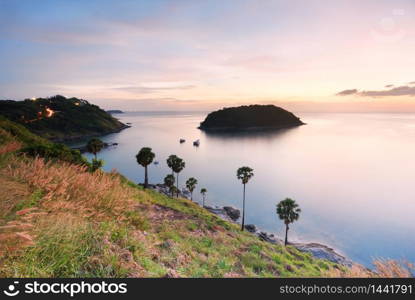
20 143 89 166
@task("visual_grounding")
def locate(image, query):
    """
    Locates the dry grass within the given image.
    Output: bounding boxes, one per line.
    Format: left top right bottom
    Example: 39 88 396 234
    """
373 259 414 277
0 128 23 154
0 176 30 218
326 260 414 278
3 156 135 217
0 128 22 154
0 141 22 155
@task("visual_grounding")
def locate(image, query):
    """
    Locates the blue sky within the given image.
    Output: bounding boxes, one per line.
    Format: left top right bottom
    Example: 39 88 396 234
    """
1 0 415 111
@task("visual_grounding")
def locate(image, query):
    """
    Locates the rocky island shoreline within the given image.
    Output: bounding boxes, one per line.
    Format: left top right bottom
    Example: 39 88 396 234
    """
149 183 353 267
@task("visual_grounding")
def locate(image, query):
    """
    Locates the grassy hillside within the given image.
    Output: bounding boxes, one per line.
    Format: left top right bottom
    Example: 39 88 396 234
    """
0 119 412 278
0 116 88 166
0 95 127 141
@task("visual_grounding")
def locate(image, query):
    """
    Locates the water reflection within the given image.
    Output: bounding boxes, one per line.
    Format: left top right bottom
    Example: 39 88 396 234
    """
202 126 301 141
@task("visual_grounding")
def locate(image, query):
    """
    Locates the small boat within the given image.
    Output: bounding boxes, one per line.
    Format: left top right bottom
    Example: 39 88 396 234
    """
154 161 159 165
180 138 186 143
193 139 200 146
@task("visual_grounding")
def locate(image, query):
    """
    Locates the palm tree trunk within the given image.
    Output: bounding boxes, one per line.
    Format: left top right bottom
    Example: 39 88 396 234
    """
176 173 179 197
241 183 246 231
203 195 205 207
190 191 193 201
284 224 289 246
144 165 148 189
94 153 97 160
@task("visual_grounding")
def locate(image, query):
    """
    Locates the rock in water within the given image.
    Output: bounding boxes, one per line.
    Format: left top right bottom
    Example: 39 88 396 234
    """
223 206 241 221
244 224 257 233
199 105 304 131
293 243 353 267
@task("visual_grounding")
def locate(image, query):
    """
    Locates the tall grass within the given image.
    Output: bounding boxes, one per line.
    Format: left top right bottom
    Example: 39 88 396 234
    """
0 128 23 155
0 141 22 155
373 259 414 277
1 214 128 277
3 156 134 216
0 176 30 218
326 259 414 278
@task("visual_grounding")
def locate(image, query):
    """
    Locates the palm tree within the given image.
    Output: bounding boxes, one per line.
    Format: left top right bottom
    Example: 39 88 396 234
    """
171 156 185 197
200 188 207 207
167 154 178 175
185 177 198 201
170 186 178 198
164 174 175 197
237 166 254 231
135 147 155 188
276 198 301 246
90 158 104 172
86 138 104 159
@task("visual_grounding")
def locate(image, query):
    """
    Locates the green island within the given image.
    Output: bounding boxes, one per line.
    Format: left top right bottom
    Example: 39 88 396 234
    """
199 105 304 132
0 97 410 278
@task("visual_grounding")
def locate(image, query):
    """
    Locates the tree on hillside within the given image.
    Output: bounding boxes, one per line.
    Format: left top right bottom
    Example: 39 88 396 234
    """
86 138 105 172
185 177 198 201
276 198 301 246
164 174 175 197
169 156 185 197
135 147 155 188
167 154 178 175
86 138 104 160
170 186 178 199
237 166 254 231
90 158 104 172
200 188 207 207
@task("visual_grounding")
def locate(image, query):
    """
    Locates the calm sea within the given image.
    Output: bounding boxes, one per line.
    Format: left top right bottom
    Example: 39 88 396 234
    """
70 112 415 266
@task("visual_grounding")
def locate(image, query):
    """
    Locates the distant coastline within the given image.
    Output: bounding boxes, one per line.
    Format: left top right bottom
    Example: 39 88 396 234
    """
106 110 124 114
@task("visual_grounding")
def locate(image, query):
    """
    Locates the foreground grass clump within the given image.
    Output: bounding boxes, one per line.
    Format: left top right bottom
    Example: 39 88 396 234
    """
3 156 134 215
326 260 414 278
6 216 102 277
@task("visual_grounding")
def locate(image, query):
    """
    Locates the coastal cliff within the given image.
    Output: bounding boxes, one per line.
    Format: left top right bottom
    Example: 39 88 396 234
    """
0 95 129 142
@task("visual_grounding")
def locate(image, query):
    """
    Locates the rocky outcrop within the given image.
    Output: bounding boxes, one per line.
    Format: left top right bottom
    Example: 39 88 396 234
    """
293 243 353 267
204 205 241 222
223 206 240 221
148 184 191 199
146 186 354 267
72 142 119 153
206 205 352 266
257 231 283 245
244 224 257 233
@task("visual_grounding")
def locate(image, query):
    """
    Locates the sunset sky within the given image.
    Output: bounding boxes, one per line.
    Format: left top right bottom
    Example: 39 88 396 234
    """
1 0 415 112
